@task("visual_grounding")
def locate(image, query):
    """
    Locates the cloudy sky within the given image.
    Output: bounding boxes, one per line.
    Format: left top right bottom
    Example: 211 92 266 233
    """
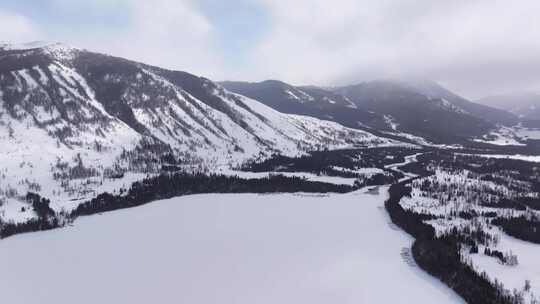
1 0 539 99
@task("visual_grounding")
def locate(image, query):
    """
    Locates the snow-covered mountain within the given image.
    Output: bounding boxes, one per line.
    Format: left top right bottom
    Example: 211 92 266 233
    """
0 42 400 220
335 80 519 143
221 80 357 109
395 80 518 124
220 80 391 132
223 79 519 145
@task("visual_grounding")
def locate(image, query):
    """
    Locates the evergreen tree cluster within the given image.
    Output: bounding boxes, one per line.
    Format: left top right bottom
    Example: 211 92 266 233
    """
413 237 524 304
0 192 66 239
240 147 418 175
26 192 55 218
493 216 540 244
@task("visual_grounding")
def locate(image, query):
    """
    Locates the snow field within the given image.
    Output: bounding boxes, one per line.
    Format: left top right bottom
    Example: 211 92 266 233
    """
0 189 462 304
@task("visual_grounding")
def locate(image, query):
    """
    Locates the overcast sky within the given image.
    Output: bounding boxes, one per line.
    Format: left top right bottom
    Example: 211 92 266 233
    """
1 0 539 99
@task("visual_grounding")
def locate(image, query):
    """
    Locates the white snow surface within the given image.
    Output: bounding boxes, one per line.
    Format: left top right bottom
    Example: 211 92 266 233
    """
472 154 540 163
469 230 540 301
473 125 533 146
513 126 540 141
0 189 462 304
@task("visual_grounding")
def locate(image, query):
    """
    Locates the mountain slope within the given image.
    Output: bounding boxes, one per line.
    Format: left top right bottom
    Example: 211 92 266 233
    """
395 80 518 126
220 80 391 131
221 80 356 109
223 79 519 145
335 80 518 143
0 42 399 221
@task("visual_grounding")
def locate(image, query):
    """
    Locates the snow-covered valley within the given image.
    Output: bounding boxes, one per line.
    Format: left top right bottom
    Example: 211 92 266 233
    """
0 41 539 304
0 189 462 304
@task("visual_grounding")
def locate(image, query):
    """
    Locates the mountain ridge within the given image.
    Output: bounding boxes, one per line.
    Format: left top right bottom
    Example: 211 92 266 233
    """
222 78 519 144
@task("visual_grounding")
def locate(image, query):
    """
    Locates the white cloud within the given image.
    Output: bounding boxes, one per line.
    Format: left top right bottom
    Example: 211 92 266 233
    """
0 10 41 43
72 0 224 79
251 0 540 98
109 0 223 77
2 0 540 98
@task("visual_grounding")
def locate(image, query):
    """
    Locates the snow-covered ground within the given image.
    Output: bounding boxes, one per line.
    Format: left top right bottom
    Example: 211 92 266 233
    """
513 126 540 141
473 125 540 146
469 230 540 301
473 126 526 146
0 189 462 304
472 154 540 163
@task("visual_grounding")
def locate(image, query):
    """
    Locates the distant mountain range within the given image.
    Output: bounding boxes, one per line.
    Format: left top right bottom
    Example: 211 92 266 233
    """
476 92 540 127
222 79 519 144
220 80 391 133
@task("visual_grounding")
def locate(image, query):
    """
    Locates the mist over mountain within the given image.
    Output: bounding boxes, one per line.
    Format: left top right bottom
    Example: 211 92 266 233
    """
476 92 540 124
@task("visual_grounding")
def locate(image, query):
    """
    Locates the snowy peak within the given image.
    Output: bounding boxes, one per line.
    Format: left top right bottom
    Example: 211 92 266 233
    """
0 41 77 59
0 41 61 51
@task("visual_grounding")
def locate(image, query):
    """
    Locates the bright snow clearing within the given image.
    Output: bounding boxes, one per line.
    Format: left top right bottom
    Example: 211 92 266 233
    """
0 189 462 304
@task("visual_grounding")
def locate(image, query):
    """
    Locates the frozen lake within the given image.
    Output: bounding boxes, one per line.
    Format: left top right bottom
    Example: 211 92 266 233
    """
0 189 462 303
